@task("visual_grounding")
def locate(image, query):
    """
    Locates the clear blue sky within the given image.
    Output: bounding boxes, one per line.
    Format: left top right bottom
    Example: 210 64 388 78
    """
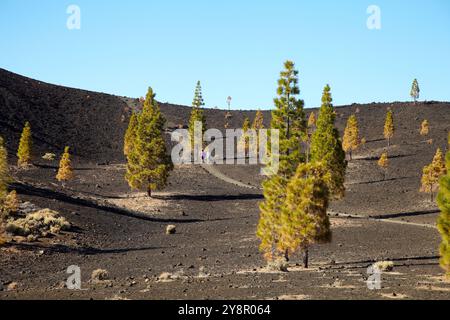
1 0 450 109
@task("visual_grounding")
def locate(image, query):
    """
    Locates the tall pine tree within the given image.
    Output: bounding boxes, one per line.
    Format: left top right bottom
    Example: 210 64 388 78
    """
188 81 207 149
252 110 264 155
125 87 173 197
257 60 307 262
410 79 420 103
310 85 347 199
269 60 306 178
421 148 447 202
17 121 32 167
0 137 10 202
252 110 264 130
240 117 251 156
0 136 16 221
342 115 360 161
437 150 450 278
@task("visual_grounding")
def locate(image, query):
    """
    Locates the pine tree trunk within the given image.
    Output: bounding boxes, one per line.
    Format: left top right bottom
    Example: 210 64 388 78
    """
284 249 289 262
303 248 309 269
349 151 352 161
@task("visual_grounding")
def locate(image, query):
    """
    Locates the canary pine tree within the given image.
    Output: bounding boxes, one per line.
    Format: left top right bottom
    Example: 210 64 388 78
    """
421 148 447 202
0 137 19 221
124 112 138 156
257 60 307 263
252 110 264 155
188 81 207 149
310 85 347 199
420 120 429 136
437 150 450 278
56 147 74 182
256 175 289 261
280 162 331 268
252 110 264 130
308 112 316 128
3 190 19 215
342 115 359 161
0 137 10 209
384 110 395 147
125 87 173 197
410 79 420 103
378 152 389 180
269 60 306 177
240 117 251 155
17 121 32 167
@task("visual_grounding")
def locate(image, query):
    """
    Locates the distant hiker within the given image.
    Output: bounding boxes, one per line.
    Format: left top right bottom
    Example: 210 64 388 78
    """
201 150 206 163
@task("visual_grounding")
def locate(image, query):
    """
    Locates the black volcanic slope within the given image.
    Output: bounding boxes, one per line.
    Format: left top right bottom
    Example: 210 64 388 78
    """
0 68 271 163
0 68 449 164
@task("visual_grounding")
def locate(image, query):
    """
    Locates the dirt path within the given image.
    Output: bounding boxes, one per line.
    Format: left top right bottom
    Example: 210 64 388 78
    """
201 164 260 190
201 164 438 230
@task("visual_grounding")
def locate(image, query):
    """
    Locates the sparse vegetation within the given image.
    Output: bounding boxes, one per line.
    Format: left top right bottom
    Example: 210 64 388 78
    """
421 148 447 201
91 269 109 282
342 115 359 160
5 208 70 237
17 121 32 167
267 259 289 272
42 153 56 161
437 150 450 278
373 261 394 272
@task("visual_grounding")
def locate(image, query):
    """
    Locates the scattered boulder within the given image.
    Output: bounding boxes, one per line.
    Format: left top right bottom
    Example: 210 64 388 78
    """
18 202 40 214
158 272 173 281
166 225 176 235
6 282 18 291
